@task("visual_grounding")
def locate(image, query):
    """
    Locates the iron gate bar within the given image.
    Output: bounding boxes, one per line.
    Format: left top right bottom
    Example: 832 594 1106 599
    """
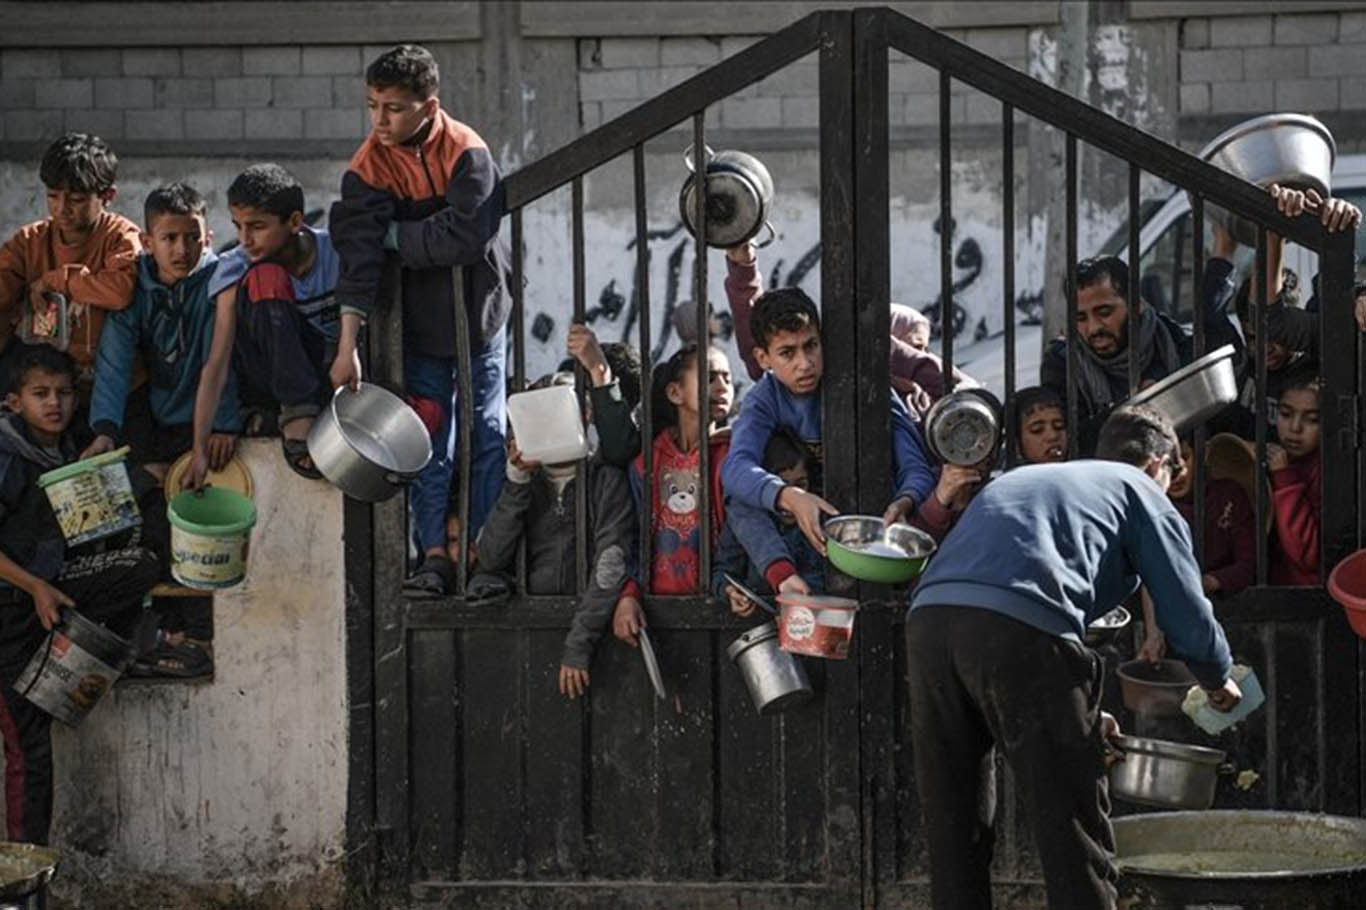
1127 163 1140 396
503 12 823 211
1317 228 1358 570
1065 133 1079 459
692 110 712 591
1191 196 1207 570
1255 227 1269 586
1002 101 1017 469
453 267 472 596
633 143 654 592
571 177 588 594
938 68 954 385
511 209 528 588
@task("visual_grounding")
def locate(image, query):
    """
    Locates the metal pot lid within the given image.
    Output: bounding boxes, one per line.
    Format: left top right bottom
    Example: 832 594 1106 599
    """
725 621 779 661
166 452 254 499
1127 344 1237 408
924 391 1001 466
681 173 765 248
1112 734 1226 765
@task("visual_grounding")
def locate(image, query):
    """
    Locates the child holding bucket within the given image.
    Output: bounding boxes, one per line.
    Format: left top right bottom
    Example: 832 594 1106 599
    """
0 344 158 844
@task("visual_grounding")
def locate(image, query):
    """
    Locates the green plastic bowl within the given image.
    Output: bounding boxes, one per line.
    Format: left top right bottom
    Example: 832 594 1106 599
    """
824 515 936 584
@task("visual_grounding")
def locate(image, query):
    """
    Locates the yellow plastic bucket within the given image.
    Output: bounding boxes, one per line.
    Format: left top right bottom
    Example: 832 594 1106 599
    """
37 447 140 545
167 487 257 589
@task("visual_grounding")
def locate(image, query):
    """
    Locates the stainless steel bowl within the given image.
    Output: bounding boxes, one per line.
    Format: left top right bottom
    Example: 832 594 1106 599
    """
1085 605 1131 647
1118 658 1199 716
308 383 433 502
1126 344 1238 432
924 390 1001 466
1108 733 1229 810
1196 113 1336 246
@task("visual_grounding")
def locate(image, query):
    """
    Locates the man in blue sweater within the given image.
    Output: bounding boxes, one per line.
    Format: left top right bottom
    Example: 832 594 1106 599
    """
906 404 1241 910
720 287 936 555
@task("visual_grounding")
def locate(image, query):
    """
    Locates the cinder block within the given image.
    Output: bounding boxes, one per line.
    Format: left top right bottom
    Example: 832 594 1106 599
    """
1210 15 1272 48
243 46 301 77
1341 12 1366 43
305 107 363 139
721 96 781 129
154 78 214 109
1275 78 1338 111
62 109 124 140
596 37 659 69
35 79 92 110
0 78 35 109
332 75 367 108
1180 48 1243 83
1340 77 1366 109
1210 80 1274 114
888 60 937 94
185 108 244 141
302 46 361 75
121 48 181 76
1249 46 1307 80
214 77 272 108
579 68 639 102
966 27 1026 59
639 66 701 97
580 100 603 132
963 92 1002 125
660 37 720 67
1274 13 1337 45
904 93 937 124
781 95 820 128
1182 18 1210 50
61 49 121 77
272 76 333 109
721 36 760 59
4 109 64 141
1179 83 1210 114
755 64 818 97
361 45 395 66
1309 44 1366 77
183 48 242 77
245 108 303 140
124 109 184 141
95 78 154 109
2 50 61 79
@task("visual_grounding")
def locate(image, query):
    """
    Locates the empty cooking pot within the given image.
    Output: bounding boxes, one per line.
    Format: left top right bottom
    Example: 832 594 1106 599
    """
1108 733 1231 810
1126 344 1238 432
726 622 812 715
924 389 1002 466
679 145 776 249
308 383 432 502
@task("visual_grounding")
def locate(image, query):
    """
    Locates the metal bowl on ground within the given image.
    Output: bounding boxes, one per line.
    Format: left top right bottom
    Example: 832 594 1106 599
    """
1195 113 1336 247
1107 733 1229 810
1084 605 1131 648
1114 810 1366 910
308 383 432 502
0 842 58 904
924 389 1002 466
1126 344 1238 432
824 516 936 584
1117 658 1198 716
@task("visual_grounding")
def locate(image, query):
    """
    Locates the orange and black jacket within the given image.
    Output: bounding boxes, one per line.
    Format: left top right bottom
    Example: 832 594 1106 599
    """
329 109 509 358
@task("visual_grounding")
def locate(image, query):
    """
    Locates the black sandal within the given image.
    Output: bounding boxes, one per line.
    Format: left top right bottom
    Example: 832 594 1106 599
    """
282 436 323 480
127 640 213 680
403 554 455 599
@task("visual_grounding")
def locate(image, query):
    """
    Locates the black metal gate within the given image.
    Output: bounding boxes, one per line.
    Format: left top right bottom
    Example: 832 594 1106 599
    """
344 8 1362 908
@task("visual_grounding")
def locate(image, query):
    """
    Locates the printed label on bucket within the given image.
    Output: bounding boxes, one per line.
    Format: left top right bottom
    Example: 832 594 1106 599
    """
784 606 816 640
170 526 249 589
45 462 140 546
15 631 121 727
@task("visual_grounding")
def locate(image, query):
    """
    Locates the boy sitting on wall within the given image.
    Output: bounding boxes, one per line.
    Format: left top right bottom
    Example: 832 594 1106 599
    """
0 133 141 393
0 344 159 844
183 164 340 488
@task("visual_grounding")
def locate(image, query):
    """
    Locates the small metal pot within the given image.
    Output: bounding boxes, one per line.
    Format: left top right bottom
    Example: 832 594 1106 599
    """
307 383 432 502
1117 658 1198 717
1108 734 1232 810
679 145 776 249
924 389 1002 466
726 622 812 715
1126 344 1238 432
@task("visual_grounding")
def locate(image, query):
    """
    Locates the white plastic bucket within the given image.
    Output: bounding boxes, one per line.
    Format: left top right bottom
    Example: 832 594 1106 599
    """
36 447 140 546
167 487 257 589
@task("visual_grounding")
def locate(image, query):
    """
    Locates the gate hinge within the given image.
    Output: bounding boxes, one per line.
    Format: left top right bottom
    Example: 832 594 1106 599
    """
1337 394 1361 450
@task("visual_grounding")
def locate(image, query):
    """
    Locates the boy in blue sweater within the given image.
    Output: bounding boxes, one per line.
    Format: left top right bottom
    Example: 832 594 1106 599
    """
719 287 936 555
84 183 242 475
905 404 1241 910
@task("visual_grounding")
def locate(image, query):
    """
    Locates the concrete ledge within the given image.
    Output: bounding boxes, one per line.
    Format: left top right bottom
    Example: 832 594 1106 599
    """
1131 1 1364 19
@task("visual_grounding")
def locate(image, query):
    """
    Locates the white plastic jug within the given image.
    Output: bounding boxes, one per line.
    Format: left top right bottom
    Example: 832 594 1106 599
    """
506 385 589 465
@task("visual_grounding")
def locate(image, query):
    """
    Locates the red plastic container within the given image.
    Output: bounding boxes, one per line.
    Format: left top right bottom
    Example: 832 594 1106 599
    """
776 593 859 660
1328 548 1366 639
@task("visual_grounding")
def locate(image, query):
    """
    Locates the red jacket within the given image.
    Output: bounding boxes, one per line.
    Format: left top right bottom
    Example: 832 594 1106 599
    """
1173 477 1256 596
1270 456 1320 586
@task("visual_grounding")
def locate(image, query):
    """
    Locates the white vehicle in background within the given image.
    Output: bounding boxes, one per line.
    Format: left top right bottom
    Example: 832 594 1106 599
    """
955 153 1366 398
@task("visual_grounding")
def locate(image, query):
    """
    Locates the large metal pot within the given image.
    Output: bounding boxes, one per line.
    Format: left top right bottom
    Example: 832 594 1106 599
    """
1108 733 1230 810
924 389 1002 466
1126 344 1238 432
307 383 432 502
1196 113 1336 246
726 621 812 715
679 145 776 249
1117 658 1198 716
1115 810 1366 910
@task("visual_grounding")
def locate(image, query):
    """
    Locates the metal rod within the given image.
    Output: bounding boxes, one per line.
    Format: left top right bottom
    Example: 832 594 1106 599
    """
1065 133 1079 459
1191 196 1206 571
633 144 654 596
453 266 472 596
1002 101 1016 468
692 110 712 591
939 68 954 388
1254 226 1268 586
1127 163 1141 396
511 209 527 591
572 176 588 595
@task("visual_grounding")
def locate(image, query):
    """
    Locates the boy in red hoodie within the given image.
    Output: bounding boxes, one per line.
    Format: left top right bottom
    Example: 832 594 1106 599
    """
1268 372 1322 586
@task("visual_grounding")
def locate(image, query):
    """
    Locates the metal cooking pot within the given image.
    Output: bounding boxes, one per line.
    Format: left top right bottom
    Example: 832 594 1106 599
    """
726 622 812 715
1126 344 1237 432
1108 733 1231 810
924 389 1002 466
1195 113 1336 247
1117 658 1198 716
307 383 432 502
679 145 776 249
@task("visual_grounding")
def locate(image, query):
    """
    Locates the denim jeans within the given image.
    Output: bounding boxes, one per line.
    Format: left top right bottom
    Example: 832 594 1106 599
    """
404 326 507 555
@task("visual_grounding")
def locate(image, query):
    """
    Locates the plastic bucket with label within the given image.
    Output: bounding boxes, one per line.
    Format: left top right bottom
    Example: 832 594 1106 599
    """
776 593 859 660
14 608 133 726
37 447 141 546
167 486 257 589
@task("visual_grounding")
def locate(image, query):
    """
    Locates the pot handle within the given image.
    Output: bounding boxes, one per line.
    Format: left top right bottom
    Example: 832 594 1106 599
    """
682 143 715 173
384 471 416 486
1218 762 1238 775
752 220 777 249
